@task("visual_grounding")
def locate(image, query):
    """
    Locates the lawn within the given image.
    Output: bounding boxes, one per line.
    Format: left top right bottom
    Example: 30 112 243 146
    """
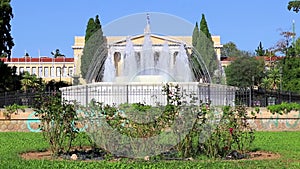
0 132 299 169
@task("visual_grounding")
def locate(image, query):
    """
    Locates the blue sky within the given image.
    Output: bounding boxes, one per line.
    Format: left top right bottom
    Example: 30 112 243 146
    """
10 0 299 58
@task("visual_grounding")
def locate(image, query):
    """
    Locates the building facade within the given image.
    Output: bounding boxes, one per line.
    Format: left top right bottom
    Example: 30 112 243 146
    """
72 34 223 83
0 56 75 83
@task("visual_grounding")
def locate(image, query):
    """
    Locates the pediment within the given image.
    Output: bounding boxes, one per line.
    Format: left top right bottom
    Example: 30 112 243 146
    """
107 33 188 46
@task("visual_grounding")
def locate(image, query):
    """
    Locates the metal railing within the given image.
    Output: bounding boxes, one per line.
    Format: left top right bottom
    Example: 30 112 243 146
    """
1 84 299 108
0 90 57 108
60 83 237 107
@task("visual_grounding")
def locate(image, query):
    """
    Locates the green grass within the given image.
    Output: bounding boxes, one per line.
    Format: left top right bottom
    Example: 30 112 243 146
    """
0 132 299 168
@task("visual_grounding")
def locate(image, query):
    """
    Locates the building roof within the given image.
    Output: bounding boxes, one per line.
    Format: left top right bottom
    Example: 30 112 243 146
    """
0 57 74 63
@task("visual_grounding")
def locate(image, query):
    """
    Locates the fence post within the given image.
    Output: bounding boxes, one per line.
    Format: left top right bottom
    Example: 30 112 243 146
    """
85 85 89 107
126 84 129 103
207 84 210 104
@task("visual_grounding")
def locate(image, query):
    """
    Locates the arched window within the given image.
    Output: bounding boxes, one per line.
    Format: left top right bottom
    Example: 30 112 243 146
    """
135 52 141 69
114 52 121 76
154 51 160 66
173 51 179 65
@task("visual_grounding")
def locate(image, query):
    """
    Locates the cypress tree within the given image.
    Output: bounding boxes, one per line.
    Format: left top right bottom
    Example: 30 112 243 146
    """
197 14 218 82
81 15 106 80
84 18 96 42
200 14 212 40
192 22 199 47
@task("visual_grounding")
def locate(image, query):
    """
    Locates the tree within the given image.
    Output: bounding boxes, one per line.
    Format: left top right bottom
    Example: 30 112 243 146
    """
255 42 267 56
225 56 265 88
279 57 300 93
261 66 281 90
192 22 199 47
221 41 254 58
197 14 218 79
200 14 211 40
294 37 300 57
272 31 296 56
51 49 65 58
81 15 106 80
0 0 14 61
20 71 41 92
0 60 21 92
288 0 300 13
221 42 240 57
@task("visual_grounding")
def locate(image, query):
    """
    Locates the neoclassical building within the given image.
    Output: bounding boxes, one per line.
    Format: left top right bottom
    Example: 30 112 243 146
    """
0 56 75 83
72 31 223 83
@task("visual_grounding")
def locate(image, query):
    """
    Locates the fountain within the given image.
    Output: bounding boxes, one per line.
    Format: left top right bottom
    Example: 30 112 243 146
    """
60 13 237 159
61 13 236 107
86 14 210 84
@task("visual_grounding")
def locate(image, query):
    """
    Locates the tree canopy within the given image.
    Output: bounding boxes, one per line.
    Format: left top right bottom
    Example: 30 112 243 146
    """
288 0 300 13
255 42 267 56
0 0 14 60
221 41 254 58
51 49 65 58
191 14 218 82
225 56 265 88
0 60 20 92
81 15 106 80
200 14 212 40
279 57 300 93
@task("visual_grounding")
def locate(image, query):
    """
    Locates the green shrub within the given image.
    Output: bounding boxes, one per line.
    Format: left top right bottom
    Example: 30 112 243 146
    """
35 93 78 157
267 102 300 115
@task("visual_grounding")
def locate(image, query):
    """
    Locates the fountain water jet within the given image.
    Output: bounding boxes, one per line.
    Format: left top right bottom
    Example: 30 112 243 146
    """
85 13 211 84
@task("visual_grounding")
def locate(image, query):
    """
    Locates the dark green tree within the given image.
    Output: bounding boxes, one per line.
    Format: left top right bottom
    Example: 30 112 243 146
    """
261 65 281 90
255 41 267 56
225 56 265 88
0 0 14 61
221 41 254 58
197 14 218 80
51 49 65 58
200 14 211 39
85 18 96 42
295 37 300 56
81 15 106 80
0 60 21 92
221 42 240 57
279 57 300 93
288 0 300 13
192 22 199 47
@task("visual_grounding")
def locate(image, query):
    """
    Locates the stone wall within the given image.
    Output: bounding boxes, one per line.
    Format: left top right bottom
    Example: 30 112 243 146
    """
0 108 299 132
0 109 40 132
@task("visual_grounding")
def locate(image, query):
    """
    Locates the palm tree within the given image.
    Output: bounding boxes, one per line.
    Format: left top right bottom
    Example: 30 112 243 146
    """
21 71 41 92
261 67 281 90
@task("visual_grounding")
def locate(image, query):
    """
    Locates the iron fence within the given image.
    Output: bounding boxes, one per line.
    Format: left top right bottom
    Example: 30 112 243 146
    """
0 90 58 108
60 83 237 107
235 88 300 107
1 85 300 108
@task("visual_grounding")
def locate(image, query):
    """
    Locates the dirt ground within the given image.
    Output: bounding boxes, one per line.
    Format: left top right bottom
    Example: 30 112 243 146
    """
20 149 280 161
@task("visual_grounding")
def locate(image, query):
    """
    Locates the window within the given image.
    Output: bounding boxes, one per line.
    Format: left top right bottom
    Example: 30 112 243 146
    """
56 67 61 77
63 66 67 77
38 66 43 77
44 67 49 77
50 66 55 77
32 67 37 75
19 67 24 74
26 67 30 73
154 52 160 66
68 67 73 76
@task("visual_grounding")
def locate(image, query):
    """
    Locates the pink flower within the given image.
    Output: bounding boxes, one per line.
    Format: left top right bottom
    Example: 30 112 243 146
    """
229 128 234 135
